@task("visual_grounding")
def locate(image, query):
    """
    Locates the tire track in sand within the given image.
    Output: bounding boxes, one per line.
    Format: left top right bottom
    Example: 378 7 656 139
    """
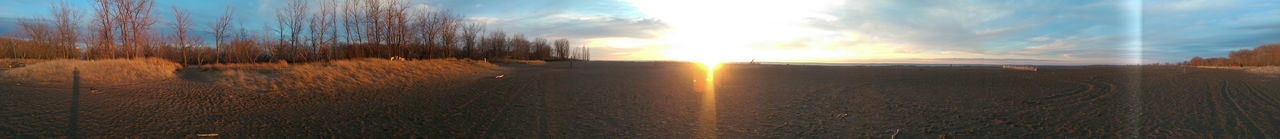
1225 81 1274 138
1205 81 1229 135
1019 76 1116 114
1002 76 1117 136
1237 81 1280 136
1237 81 1280 112
1032 76 1116 108
1211 80 1268 137
942 76 1116 136
1034 79 1096 105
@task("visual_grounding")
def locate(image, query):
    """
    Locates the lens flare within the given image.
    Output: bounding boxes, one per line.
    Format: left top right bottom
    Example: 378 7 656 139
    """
700 61 721 75
696 60 718 138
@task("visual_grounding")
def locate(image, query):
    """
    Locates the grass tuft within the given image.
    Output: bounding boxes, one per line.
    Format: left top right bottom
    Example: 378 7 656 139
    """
212 58 501 91
3 58 181 86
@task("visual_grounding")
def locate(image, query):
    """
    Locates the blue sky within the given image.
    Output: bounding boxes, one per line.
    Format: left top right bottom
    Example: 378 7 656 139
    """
0 0 1277 65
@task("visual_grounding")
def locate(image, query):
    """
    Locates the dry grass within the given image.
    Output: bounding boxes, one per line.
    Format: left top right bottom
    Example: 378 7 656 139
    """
1243 66 1280 74
0 58 48 70
0 58 48 65
212 58 501 92
3 58 181 86
1195 66 1280 75
203 60 291 71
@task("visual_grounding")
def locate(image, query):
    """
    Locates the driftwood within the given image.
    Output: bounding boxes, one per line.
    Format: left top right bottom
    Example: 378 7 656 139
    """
890 128 901 138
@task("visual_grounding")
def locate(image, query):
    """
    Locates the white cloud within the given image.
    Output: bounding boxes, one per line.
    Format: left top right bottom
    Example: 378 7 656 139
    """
1163 0 1236 12
622 0 846 62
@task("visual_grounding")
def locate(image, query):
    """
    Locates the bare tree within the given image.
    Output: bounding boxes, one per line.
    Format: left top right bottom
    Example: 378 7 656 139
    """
317 0 340 61
278 0 309 61
210 5 233 63
1191 44 1280 66
262 22 279 61
1 33 14 58
273 13 286 60
169 5 193 63
90 0 116 59
52 2 83 59
310 0 338 61
460 22 483 59
4 0 575 62
114 0 157 58
341 0 364 44
572 45 590 60
18 18 53 59
415 9 440 58
227 23 262 63
439 12 461 58
554 39 570 60
484 30 507 58
363 0 383 48
532 37 549 60
509 33 528 59
386 0 409 58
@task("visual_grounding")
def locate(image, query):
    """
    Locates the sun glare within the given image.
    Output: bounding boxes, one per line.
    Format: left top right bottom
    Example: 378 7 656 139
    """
696 55 718 139
700 60 720 72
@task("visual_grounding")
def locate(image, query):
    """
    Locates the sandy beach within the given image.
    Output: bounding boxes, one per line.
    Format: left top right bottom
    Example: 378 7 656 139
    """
2 61 1278 138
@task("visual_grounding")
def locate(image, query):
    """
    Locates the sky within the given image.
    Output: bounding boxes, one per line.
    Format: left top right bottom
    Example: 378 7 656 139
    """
0 0 1277 65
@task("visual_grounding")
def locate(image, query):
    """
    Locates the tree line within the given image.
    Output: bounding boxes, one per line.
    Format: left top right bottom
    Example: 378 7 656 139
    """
1177 44 1280 66
0 0 591 64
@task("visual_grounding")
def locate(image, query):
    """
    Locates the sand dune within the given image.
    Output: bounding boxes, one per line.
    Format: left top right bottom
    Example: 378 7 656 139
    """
204 58 502 92
3 58 180 86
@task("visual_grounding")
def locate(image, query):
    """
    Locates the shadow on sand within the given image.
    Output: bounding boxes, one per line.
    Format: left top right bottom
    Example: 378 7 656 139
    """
177 66 215 83
68 68 80 138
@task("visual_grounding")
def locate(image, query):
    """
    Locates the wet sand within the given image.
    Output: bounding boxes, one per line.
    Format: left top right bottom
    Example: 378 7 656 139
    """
2 61 1278 137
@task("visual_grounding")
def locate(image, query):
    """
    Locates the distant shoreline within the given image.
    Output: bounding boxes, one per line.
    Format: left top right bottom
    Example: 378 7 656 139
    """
1195 66 1280 74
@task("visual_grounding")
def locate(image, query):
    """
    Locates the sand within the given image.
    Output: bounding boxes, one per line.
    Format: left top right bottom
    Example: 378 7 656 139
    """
1 61 1278 138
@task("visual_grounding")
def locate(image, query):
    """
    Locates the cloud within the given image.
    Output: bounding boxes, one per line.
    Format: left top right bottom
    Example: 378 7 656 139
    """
610 0 1150 63
1027 36 1051 43
491 13 669 40
588 44 673 61
755 0 1160 64
812 0 1125 56
928 58 1056 62
1235 22 1280 30
1012 39 1079 56
1147 0 1238 13
1140 0 1280 62
1009 36 1126 58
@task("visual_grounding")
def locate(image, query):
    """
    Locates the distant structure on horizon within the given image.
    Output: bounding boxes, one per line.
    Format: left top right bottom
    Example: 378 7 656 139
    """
1003 65 1038 71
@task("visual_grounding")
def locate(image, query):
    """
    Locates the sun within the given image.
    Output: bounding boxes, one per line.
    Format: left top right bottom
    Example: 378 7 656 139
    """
662 47 731 69
672 51 722 71
699 60 721 70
